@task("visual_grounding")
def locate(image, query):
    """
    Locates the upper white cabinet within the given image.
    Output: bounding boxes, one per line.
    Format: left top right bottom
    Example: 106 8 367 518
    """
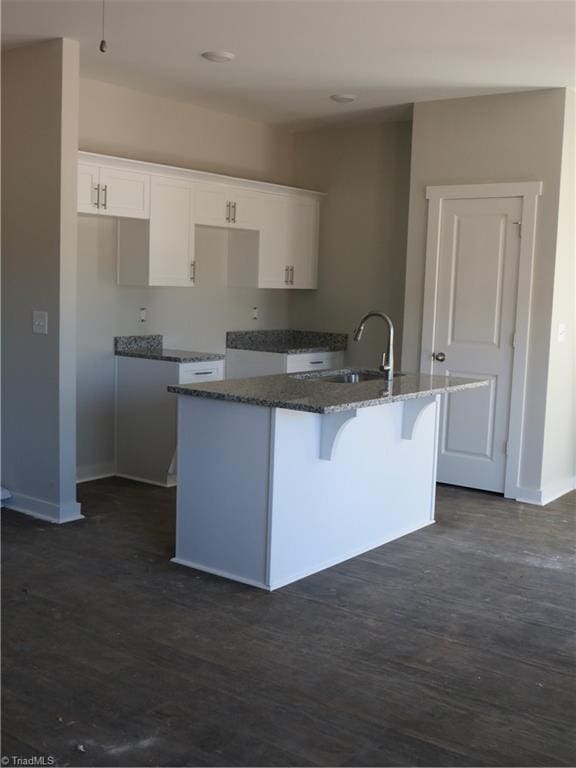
99 167 150 219
195 184 231 227
236 193 320 289
195 184 265 229
77 160 150 219
78 152 322 289
78 163 100 214
117 176 195 287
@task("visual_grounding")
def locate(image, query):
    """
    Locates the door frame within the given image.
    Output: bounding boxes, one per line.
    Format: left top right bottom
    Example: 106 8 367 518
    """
421 181 543 500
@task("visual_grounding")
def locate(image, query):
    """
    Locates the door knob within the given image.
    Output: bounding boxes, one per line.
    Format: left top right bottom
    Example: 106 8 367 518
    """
432 352 446 362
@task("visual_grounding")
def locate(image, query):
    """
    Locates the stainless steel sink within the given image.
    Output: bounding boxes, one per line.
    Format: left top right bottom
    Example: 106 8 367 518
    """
293 369 405 384
321 370 387 383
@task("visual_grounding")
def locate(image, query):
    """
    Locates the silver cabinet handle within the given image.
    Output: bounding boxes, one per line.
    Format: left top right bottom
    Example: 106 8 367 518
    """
290 266 295 285
94 184 101 208
284 266 290 285
101 184 108 209
232 201 237 223
432 352 446 362
225 201 231 222
190 261 196 283
309 361 324 365
194 371 213 376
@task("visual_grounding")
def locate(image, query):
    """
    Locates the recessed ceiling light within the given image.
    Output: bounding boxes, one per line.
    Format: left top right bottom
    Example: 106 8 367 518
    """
201 51 236 63
330 94 357 104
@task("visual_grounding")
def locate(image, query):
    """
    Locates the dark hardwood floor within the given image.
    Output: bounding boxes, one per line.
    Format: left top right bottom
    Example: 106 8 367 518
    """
2 479 575 767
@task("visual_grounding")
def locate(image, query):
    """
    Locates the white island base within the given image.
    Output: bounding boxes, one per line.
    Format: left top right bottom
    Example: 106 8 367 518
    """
172 393 441 591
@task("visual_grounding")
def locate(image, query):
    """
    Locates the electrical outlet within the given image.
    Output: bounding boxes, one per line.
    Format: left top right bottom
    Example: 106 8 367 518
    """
252 306 259 320
32 310 48 335
139 307 147 323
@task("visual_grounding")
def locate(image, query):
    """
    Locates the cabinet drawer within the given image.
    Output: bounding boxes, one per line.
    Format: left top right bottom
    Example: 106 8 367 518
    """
179 362 224 384
285 351 344 374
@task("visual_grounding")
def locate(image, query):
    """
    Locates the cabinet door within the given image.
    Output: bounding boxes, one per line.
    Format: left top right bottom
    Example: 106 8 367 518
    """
228 188 265 230
78 163 100 214
289 198 319 289
195 183 231 226
257 195 292 288
99 167 150 219
148 176 195 287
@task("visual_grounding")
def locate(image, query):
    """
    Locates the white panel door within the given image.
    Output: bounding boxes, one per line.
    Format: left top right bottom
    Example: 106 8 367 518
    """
148 176 195 287
78 163 99 214
422 196 522 492
98 167 150 219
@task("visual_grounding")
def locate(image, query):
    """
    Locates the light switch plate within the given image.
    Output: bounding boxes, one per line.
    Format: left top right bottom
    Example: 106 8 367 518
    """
32 310 48 335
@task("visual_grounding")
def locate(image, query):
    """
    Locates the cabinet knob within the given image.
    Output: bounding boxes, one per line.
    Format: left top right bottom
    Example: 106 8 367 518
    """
432 352 446 362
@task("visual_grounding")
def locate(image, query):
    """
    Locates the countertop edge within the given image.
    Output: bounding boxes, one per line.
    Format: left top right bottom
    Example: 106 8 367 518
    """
116 351 225 363
168 378 489 414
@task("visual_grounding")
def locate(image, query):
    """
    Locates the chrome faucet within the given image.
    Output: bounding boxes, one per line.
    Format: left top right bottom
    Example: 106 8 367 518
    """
353 310 394 382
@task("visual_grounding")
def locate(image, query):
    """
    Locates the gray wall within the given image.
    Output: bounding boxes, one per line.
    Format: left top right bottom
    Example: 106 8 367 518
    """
76 216 148 480
290 121 412 368
402 88 569 498
80 78 296 186
2 39 81 520
541 88 576 494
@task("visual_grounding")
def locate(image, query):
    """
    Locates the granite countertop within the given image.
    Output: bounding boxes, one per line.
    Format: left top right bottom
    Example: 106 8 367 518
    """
168 369 489 414
226 330 348 354
114 335 225 364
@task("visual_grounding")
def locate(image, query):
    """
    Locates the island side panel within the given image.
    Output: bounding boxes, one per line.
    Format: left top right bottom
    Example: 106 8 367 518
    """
173 396 273 588
267 398 440 590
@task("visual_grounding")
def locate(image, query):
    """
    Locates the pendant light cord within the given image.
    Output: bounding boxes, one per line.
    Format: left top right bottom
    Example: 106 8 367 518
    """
99 0 108 53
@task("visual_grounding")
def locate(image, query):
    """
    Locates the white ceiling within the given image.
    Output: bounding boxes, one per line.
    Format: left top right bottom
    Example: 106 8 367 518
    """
2 0 575 127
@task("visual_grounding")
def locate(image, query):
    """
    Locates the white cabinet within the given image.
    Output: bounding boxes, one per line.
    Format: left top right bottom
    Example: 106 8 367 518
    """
78 152 322 290
118 176 195 287
77 162 150 219
195 184 231 226
226 349 344 379
195 183 265 229
229 193 320 290
289 198 320 289
99 167 150 219
116 356 224 486
284 351 342 373
78 163 100 214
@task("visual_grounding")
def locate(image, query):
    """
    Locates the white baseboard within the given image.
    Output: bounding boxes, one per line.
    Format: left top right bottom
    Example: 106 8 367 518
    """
3 493 84 524
514 475 576 506
76 462 116 483
116 473 173 488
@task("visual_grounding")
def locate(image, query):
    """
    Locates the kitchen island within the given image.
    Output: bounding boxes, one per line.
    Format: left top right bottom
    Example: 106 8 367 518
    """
168 370 487 590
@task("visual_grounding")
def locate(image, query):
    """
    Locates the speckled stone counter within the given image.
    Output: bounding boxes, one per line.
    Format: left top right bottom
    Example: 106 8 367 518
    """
226 329 347 354
169 369 488 414
114 335 224 364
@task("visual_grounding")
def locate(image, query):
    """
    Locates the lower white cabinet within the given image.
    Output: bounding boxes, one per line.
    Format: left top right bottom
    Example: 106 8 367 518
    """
226 349 344 379
115 357 224 486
